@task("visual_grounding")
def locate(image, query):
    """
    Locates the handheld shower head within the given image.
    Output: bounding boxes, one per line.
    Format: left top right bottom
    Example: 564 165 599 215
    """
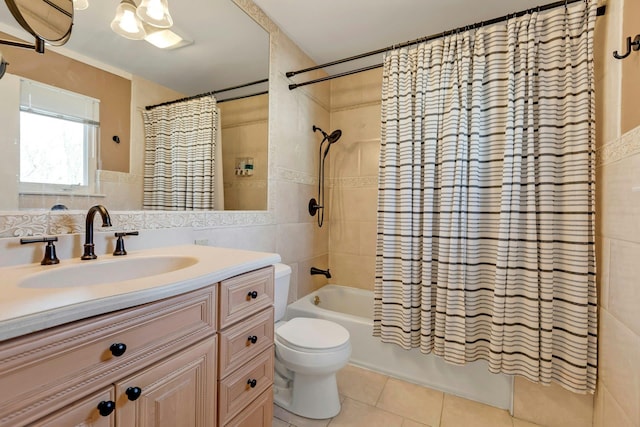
322 129 342 160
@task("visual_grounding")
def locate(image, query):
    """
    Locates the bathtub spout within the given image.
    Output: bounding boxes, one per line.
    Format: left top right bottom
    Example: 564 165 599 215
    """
310 267 331 279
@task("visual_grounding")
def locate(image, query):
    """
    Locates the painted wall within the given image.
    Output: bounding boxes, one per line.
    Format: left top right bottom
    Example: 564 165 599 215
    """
0 31 131 173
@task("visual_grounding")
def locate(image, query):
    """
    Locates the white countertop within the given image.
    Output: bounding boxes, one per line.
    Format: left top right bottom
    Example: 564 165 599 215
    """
0 245 280 341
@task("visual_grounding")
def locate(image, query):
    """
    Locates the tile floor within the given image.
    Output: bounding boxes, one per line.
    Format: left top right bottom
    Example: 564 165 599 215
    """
272 364 544 427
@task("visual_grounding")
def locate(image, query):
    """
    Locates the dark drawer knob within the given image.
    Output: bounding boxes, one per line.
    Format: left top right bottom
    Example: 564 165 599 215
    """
247 379 257 388
97 400 115 417
126 386 142 401
248 335 258 344
247 291 258 300
110 343 127 357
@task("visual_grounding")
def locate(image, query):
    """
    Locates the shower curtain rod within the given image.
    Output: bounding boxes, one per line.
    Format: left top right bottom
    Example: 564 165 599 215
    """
145 78 268 110
288 0 606 90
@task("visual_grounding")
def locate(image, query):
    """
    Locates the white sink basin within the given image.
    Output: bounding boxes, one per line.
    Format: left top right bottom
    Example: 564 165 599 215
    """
18 256 199 289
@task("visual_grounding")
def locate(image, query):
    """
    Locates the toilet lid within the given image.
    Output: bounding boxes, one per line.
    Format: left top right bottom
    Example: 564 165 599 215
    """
276 318 349 351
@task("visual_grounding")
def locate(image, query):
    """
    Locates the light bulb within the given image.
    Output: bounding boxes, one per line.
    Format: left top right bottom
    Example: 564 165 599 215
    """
137 0 173 28
111 0 145 40
145 0 164 21
73 0 89 10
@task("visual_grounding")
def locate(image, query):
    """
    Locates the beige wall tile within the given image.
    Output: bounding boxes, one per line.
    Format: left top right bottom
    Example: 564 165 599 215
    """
593 381 605 427
336 364 389 406
598 153 640 242
297 255 330 298
329 220 362 255
598 237 611 311
513 377 594 427
331 105 383 147
608 239 640 335
276 222 328 263
440 394 512 427
598 309 640 425
358 220 378 257
331 68 383 110
602 383 636 427
376 378 444 426
328 252 376 290
330 398 403 427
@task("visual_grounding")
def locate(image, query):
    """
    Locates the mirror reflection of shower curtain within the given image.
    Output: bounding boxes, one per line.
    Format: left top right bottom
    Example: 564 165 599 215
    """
214 107 224 210
143 96 218 210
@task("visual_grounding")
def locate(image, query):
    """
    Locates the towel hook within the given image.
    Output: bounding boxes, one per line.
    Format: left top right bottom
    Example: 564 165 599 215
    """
613 35 640 59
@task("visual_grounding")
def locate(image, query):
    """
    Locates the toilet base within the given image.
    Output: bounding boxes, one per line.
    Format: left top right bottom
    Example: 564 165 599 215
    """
273 371 341 419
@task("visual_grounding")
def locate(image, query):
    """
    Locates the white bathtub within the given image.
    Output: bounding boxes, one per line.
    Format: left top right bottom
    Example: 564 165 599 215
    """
285 285 513 410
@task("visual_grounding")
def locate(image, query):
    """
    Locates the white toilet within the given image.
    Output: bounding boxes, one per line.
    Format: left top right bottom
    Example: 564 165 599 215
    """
273 263 351 419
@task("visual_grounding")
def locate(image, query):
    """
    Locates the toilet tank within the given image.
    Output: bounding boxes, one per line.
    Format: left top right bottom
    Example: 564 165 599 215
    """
274 263 292 322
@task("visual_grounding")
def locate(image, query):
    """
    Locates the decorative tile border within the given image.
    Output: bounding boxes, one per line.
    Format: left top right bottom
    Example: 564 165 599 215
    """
0 210 274 238
597 125 640 167
275 166 316 186
329 176 378 189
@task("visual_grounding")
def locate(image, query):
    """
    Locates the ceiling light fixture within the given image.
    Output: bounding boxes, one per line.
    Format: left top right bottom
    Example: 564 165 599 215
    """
73 0 89 10
136 0 173 29
144 27 191 49
111 0 146 40
111 0 186 49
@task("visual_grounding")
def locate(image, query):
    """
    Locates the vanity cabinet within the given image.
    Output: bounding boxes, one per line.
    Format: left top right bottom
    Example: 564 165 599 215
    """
0 286 216 427
0 265 276 427
217 266 274 427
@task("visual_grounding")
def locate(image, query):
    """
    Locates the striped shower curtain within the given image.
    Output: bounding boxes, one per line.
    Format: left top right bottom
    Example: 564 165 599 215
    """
374 1 597 393
143 96 218 210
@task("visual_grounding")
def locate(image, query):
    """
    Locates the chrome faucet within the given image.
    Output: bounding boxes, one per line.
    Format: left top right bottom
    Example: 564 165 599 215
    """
81 205 112 260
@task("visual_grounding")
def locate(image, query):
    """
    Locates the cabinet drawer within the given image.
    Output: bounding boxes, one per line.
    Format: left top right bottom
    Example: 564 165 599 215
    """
225 387 273 427
30 387 116 427
219 307 274 378
0 286 215 427
219 267 274 328
218 347 274 425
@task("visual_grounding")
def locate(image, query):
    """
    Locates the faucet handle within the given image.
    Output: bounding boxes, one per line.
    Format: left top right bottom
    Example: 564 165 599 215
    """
113 231 139 256
20 236 60 265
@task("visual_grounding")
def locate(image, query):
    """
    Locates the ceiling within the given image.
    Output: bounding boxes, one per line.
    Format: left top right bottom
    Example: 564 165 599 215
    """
0 0 561 98
253 0 557 75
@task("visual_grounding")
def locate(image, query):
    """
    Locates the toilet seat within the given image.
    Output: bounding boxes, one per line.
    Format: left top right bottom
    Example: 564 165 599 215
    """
276 317 349 353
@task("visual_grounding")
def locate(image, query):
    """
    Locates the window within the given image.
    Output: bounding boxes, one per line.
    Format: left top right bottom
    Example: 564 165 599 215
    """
19 79 100 195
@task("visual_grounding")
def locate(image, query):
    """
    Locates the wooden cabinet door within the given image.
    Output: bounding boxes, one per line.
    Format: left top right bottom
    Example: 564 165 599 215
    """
115 338 216 427
29 387 115 427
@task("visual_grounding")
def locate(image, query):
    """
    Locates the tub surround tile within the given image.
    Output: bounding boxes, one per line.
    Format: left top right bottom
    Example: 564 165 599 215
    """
601 384 636 427
376 377 444 426
328 398 403 427
513 377 594 427
440 394 512 427
598 309 640 426
608 239 640 336
336 364 388 406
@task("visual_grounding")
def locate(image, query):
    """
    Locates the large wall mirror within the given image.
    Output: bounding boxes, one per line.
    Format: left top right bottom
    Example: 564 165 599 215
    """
0 0 269 212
